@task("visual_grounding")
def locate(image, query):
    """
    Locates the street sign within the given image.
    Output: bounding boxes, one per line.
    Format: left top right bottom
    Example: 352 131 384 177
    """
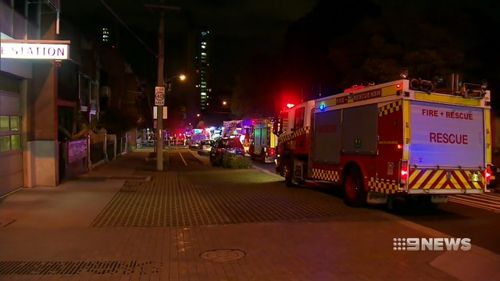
153 106 167 119
154 86 165 106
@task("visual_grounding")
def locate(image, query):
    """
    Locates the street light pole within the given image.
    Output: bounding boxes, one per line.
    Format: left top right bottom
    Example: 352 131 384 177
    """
156 11 165 171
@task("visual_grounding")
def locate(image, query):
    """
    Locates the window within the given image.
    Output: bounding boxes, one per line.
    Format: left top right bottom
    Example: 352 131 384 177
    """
0 115 21 152
0 136 10 152
102 27 110 42
10 116 19 131
294 107 305 129
11 135 20 150
0 116 8 131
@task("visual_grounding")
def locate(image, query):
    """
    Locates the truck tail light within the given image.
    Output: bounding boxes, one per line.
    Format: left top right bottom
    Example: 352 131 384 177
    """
267 147 276 156
484 165 492 185
400 161 409 184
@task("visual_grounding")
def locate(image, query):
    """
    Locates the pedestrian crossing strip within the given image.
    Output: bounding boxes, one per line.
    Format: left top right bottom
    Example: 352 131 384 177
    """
448 192 500 213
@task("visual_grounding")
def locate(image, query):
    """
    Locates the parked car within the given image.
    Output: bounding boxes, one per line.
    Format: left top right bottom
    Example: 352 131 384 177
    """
189 134 208 149
198 139 214 155
210 137 245 165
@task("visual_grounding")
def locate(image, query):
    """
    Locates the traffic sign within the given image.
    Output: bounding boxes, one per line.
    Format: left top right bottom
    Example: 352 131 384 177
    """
153 106 168 119
155 86 165 106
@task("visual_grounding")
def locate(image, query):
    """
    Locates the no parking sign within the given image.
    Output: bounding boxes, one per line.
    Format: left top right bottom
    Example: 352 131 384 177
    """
154 86 165 106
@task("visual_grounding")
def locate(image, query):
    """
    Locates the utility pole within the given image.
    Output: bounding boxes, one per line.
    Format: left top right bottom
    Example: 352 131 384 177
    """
145 3 180 171
156 11 165 171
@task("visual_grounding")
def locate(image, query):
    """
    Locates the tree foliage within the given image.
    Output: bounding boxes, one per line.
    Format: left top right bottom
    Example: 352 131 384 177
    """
231 0 500 112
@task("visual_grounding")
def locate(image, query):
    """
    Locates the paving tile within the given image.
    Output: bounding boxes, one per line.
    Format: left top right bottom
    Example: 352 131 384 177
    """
0 151 488 281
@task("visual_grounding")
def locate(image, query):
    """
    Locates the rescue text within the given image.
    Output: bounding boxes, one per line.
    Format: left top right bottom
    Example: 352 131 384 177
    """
429 132 468 145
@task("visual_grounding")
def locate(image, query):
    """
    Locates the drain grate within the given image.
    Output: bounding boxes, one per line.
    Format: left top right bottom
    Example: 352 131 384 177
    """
0 260 159 276
200 249 246 263
120 180 146 193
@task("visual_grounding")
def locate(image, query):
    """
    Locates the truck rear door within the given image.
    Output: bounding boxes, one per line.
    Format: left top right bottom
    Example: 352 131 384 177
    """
409 101 485 169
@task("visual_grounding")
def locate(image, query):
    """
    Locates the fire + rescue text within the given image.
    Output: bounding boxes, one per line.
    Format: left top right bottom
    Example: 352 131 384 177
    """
421 109 473 120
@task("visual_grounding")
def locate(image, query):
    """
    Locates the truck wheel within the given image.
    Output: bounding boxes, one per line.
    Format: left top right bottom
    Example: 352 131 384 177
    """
343 167 366 207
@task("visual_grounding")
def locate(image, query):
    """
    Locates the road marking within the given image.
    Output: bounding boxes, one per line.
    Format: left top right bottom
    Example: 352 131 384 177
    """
449 193 500 213
178 152 188 166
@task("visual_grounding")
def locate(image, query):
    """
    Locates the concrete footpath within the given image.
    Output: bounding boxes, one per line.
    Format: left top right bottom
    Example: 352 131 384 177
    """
0 151 499 281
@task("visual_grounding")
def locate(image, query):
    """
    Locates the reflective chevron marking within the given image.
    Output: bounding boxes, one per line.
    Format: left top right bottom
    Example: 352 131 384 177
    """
409 169 485 190
449 193 500 213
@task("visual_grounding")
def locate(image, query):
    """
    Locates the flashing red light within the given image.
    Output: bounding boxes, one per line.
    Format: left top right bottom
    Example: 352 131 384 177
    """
396 83 402 89
397 144 402 149
400 161 409 183
286 103 295 109
344 85 365 93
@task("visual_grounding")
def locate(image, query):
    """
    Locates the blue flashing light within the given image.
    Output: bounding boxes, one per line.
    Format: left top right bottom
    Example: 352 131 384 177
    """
319 102 327 111
242 119 252 128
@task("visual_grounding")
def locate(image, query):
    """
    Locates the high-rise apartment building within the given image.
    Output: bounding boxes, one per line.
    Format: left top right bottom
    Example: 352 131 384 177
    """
196 30 211 112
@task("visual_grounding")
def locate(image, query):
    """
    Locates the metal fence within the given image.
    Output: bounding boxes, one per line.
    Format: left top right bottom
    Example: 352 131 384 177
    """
89 133 129 168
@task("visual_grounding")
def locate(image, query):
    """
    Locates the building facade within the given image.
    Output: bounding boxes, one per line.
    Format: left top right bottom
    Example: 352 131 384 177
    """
1 0 64 195
0 0 141 196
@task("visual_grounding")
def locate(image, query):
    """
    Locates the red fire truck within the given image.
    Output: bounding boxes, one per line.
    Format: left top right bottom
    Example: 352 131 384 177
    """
248 118 278 163
275 79 493 206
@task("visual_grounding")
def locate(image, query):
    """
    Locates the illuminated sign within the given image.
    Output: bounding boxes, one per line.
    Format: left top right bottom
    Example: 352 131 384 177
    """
336 89 382 105
0 40 69 60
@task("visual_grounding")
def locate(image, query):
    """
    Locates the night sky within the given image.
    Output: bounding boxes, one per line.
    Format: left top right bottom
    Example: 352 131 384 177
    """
62 0 317 86
62 0 500 118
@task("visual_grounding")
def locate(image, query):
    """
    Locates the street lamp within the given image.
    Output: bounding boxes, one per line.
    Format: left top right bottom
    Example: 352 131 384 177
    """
165 74 187 91
165 73 186 85
222 100 227 106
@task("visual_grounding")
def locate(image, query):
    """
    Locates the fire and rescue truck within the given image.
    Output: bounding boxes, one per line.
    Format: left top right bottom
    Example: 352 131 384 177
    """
222 119 251 153
275 79 492 206
248 118 278 163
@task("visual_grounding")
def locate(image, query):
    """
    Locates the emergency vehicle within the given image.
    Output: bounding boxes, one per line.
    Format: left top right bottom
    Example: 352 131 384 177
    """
275 79 492 206
248 118 278 163
222 119 251 153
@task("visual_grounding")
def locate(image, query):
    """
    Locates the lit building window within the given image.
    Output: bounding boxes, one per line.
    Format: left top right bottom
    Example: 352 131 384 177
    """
102 27 110 42
0 116 21 152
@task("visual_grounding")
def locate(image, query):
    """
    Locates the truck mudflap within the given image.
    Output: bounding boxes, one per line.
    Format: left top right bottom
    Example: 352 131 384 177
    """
407 168 485 194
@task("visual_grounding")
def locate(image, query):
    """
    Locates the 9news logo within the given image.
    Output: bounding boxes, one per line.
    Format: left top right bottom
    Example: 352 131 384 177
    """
393 237 471 251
